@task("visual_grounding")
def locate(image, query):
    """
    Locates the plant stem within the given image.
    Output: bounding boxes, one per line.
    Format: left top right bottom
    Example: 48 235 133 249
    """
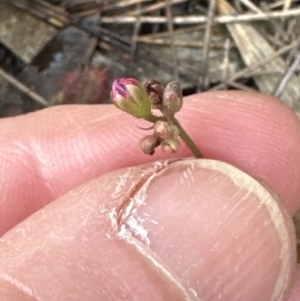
171 116 203 158
145 114 159 123
145 115 165 123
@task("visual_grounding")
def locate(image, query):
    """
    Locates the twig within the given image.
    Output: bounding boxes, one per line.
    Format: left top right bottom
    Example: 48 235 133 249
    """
127 0 187 16
221 38 231 88
273 54 300 98
165 0 179 79
283 0 293 11
8 0 69 27
0 67 49 107
212 40 300 90
287 18 297 37
238 0 263 13
130 2 142 63
100 8 300 24
260 2 288 44
201 0 216 90
103 0 151 11
138 38 225 48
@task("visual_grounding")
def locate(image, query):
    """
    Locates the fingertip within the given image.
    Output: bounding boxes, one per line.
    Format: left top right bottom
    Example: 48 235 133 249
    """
1 90 300 236
136 159 296 301
0 159 295 301
179 91 300 214
0 160 199 301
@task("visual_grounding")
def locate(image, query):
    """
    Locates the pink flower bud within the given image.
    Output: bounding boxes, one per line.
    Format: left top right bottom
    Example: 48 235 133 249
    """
144 79 165 106
161 138 181 154
140 135 161 155
163 81 183 116
111 78 154 120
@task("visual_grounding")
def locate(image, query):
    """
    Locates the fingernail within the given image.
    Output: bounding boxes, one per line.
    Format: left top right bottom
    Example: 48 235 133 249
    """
117 159 296 301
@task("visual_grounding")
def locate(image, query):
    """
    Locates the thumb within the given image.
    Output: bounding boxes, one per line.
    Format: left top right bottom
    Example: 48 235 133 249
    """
0 159 296 301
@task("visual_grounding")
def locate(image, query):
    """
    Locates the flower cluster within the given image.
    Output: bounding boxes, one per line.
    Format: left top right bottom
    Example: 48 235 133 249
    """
111 77 202 158
140 120 180 155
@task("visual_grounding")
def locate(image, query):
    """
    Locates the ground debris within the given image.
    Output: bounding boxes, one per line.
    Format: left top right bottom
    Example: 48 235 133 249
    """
0 0 300 114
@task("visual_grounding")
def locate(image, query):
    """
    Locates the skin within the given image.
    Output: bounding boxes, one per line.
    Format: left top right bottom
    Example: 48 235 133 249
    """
0 90 300 300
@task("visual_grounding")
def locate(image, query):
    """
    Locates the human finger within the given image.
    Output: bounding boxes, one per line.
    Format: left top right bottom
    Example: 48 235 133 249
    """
1 91 300 237
0 159 296 301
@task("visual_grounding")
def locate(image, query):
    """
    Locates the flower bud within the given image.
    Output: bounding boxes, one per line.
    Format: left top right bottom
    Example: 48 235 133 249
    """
161 138 181 154
111 78 154 120
140 135 161 155
163 81 183 116
144 79 165 106
153 120 179 140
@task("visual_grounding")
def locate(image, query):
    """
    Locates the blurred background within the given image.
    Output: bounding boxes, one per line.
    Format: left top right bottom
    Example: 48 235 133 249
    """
1 0 300 116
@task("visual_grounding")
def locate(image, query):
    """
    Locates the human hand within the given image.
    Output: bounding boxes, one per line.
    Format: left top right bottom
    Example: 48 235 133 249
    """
0 91 300 301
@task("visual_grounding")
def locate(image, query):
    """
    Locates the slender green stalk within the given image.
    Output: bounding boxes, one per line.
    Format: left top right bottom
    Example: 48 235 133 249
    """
171 116 203 158
145 115 166 123
145 115 159 123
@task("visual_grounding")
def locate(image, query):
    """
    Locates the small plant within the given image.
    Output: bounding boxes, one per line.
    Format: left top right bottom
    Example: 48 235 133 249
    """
111 78 203 158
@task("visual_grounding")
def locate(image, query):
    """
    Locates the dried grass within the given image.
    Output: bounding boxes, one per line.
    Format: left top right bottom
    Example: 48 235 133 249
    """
2 0 300 111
